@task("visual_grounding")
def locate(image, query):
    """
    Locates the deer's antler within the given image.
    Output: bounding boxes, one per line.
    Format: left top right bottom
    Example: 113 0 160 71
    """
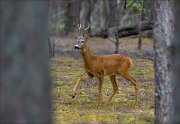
77 23 90 37
76 24 82 37
83 23 90 36
84 23 90 31
78 24 82 30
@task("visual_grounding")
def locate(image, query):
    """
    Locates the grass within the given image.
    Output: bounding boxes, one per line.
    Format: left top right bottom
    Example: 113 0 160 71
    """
50 56 154 124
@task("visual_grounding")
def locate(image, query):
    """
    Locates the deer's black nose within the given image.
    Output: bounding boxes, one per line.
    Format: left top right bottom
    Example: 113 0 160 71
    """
75 45 79 49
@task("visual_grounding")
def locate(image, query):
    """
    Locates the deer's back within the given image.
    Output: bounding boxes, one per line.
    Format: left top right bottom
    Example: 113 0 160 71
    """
85 54 132 76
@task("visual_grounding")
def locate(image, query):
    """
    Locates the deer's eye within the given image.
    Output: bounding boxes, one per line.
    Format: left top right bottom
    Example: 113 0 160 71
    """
80 40 84 43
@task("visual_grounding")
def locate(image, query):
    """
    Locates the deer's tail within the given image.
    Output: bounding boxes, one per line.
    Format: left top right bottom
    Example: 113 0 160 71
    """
129 58 133 68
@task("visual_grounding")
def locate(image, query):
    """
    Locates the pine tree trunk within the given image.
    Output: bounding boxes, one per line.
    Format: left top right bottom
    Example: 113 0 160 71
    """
0 1 51 123
153 0 174 123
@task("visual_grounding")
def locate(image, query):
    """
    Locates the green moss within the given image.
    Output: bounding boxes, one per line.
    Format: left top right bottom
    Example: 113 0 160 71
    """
131 70 145 75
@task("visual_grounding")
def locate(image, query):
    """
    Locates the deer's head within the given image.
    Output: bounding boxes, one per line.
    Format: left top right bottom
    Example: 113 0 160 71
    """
75 24 90 49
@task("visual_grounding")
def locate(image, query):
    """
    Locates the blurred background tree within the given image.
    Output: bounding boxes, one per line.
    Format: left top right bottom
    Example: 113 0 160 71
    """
0 0 51 123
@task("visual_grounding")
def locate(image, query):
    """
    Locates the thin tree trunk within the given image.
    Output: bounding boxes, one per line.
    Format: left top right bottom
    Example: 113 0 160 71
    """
52 40 55 57
0 1 51 123
137 0 144 50
108 0 121 54
86 0 91 34
115 32 120 54
153 0 174 123
48 38 53 57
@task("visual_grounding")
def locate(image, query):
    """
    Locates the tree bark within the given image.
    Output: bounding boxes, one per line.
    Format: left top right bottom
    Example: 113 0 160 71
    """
0 1 51 123
153 0 174 123
172 0 180 123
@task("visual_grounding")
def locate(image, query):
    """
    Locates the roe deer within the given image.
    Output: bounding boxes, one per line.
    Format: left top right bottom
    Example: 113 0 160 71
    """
71 24 139 106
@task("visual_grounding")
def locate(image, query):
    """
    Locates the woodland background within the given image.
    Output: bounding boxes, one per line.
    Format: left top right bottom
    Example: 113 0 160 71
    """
1 0 180 124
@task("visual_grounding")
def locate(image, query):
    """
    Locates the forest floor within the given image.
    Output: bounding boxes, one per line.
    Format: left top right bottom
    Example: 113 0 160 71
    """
50 36 154 124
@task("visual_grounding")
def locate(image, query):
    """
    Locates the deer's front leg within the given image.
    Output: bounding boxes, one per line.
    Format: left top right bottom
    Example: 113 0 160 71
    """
71 74 93 98
97 74 104 106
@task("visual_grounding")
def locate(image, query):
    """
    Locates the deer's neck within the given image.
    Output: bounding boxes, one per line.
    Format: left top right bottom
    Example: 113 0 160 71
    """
81 43 93 67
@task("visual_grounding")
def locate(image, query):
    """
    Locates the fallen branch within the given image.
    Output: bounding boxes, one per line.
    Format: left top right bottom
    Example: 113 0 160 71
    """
91 21 153 38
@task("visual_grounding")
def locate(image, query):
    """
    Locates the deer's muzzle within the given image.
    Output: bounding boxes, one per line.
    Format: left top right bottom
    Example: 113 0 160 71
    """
75 45 80 49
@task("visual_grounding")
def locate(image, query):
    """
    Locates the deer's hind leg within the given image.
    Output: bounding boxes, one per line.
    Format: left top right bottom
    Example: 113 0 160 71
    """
104 75 118 106
121 72 139 104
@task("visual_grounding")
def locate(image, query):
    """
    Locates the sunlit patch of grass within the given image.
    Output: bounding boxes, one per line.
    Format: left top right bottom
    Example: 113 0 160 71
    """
51 56 154 124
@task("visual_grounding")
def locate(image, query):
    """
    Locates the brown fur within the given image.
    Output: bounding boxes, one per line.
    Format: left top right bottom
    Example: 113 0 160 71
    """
72 38 139 106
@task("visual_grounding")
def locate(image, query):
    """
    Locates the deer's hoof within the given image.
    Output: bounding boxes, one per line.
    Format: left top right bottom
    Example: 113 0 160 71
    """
71 93 76 99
